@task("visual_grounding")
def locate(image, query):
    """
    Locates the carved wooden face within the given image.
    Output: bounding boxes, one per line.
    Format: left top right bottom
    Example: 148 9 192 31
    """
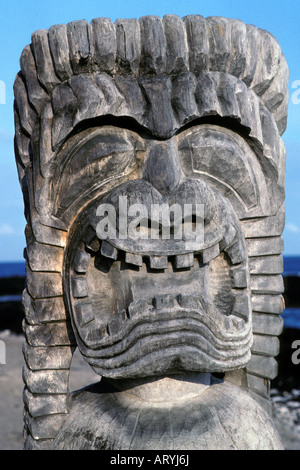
15 16 287 450
63 122 254 379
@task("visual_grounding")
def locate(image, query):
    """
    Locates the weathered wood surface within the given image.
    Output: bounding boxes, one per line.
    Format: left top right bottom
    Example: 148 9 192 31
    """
14 15 288 450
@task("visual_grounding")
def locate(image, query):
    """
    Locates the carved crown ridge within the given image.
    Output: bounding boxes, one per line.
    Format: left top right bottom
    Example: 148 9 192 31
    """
14 15 288 133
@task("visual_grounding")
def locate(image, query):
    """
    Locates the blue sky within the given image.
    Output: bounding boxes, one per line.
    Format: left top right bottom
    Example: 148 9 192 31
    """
0 0 299 261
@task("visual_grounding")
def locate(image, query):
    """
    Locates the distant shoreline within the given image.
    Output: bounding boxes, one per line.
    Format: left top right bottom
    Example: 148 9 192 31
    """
0 257 300 333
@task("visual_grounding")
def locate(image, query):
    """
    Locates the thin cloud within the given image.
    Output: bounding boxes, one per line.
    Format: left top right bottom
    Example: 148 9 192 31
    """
286 223 300 234
0 223 23 236
0 129 14 142
0 223 15 235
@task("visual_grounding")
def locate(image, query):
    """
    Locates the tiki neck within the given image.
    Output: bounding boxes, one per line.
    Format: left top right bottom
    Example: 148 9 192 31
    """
106 372 214 403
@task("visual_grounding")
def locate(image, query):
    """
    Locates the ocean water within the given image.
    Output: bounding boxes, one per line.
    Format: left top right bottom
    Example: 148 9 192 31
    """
0 257 299 328
0 261 25 278
282 308 300 329
283 255 300 276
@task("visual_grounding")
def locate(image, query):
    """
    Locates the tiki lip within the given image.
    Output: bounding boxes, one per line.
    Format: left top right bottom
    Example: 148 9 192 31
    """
90 177 242 257
82 300 252 379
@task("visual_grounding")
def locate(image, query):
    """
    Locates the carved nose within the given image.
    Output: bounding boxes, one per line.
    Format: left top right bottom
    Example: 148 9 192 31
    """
142 139 183 195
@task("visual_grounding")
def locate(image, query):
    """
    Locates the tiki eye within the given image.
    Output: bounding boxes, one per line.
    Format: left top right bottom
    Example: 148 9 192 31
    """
53 126 145 219
177 124 271 218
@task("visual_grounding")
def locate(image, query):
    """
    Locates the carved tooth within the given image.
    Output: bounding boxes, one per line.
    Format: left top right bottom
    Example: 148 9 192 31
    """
120 309 128 321
118 309 128 322
73 249 90 274
153 294 174 310
72 278 88 298
232 294 250 321
225 239 245 265
83 226 100 252
149 255 168 269
125 252 143 267
230 266 248 288
75 303 94 327
99 326 109 338
202 244 220 264
85 237 100 252
175 253 194 269
232 317 244 331
177 294 199 309
100 240 118 260
128 299 148 317
86 325 108 344
108 311 127 336
219 224 236 251
223 316 232 331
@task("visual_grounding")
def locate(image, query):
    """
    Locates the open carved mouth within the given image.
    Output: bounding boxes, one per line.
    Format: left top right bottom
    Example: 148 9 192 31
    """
65 179 253 379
